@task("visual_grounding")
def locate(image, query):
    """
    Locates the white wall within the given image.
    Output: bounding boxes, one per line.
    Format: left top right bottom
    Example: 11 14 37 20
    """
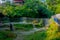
0 0 13 4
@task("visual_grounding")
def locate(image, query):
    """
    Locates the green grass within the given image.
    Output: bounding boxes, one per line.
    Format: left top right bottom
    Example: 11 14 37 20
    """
14 24 33 31
14 23 44 31
24 31 46 40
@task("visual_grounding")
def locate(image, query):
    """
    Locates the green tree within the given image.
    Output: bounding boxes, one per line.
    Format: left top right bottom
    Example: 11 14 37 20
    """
46 0 60 14
23 0 54 18
2 0 54 18
55 4 60 14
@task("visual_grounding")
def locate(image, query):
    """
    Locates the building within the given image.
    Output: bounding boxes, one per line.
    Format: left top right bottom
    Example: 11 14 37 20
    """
0 0 13 4
0 0 24 5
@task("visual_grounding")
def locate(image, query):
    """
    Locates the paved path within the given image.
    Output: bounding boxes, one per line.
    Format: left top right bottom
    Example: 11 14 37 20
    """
15 27 46 35
0 22 48 40
14 27 47 40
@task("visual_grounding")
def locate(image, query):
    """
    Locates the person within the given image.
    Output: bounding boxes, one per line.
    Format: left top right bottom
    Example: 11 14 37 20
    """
10 23 14 31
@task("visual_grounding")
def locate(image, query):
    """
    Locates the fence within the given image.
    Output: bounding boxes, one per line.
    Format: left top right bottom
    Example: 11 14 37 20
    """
0 17 49 31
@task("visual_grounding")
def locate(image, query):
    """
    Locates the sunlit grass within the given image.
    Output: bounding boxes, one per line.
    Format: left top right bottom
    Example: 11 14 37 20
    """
46 18 60 40
14 24 33 31
24 31 46 40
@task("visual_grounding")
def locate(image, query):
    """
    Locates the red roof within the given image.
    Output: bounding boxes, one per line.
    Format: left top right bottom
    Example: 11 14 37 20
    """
14 0 23 1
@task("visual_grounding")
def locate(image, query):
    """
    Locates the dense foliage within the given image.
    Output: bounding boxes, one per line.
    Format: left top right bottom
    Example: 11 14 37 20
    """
46 0 60 14
45 18 59 40
0 31 16 40
0 0 60 18
0 0 54 18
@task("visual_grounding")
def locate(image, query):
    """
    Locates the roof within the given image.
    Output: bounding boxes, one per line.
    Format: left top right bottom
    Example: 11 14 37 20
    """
14 0 23 2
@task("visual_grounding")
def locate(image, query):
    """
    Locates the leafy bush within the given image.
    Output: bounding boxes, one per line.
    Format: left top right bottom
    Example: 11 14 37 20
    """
35 19 44 28
1 0 54 18
0 31 16 40
45 18 60 40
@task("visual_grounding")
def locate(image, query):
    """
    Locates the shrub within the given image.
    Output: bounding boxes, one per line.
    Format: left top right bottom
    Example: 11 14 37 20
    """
0 31 16 40
45 18 60 40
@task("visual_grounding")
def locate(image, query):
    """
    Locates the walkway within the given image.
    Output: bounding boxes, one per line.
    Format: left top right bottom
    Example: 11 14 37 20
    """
14 27 48 40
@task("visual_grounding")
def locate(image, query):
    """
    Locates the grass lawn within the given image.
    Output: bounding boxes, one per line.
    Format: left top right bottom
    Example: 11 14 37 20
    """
24 31 46 40
14 23 44 31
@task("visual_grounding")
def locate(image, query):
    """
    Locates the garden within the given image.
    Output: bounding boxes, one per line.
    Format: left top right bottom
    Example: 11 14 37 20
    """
0 0 60 40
